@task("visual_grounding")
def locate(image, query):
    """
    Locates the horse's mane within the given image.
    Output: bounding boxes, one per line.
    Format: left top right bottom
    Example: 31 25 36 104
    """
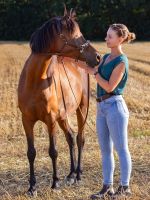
30 16 76 53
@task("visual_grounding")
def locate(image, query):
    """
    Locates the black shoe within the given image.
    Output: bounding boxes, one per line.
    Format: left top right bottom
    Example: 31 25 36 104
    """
113 185 132 199
90 184 114 199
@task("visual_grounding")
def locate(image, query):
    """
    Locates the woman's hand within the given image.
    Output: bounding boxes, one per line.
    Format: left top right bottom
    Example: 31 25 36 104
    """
84 66 98 75
76 60 99 75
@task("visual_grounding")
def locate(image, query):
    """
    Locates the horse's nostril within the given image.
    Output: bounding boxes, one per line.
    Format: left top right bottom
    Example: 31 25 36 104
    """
96 54 101 63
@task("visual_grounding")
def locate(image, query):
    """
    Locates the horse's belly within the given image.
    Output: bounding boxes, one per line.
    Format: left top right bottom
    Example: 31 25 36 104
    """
57 91 82 121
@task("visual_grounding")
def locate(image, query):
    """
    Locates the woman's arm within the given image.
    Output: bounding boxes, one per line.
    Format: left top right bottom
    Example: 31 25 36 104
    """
96 62 125 93
85 62 125 93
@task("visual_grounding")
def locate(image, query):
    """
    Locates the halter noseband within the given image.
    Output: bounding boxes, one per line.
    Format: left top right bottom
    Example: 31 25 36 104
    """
58 33 90 55
39 33 91 63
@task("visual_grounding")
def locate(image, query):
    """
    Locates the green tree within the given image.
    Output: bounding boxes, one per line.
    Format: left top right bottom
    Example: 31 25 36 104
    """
0 0 149 40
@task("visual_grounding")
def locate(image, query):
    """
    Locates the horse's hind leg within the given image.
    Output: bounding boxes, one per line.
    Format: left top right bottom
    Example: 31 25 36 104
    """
76 103 87 181
47 122 60 189
58 119 76 184
22 115 37 196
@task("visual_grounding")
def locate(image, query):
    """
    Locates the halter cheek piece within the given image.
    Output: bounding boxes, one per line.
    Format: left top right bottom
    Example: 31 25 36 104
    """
40 32 91 63
79 40 90 53
55 17 90 55
58 33 90 56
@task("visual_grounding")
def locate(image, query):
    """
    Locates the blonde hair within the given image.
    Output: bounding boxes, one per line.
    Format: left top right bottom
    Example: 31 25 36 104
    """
109 24 136 43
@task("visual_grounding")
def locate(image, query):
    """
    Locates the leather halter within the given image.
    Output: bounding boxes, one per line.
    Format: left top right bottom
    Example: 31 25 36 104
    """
40 33 91 62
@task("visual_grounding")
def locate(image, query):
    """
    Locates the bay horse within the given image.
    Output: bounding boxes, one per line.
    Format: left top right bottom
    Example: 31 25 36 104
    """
18 8 100 196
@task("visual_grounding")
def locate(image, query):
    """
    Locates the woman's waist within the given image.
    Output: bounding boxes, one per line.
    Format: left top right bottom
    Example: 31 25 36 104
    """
96 94 124 104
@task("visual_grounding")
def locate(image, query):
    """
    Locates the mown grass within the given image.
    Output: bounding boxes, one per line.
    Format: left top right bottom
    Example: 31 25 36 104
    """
0 42 150 200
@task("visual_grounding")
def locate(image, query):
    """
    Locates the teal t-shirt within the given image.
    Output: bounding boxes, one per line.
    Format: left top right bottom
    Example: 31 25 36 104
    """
97 53 128 97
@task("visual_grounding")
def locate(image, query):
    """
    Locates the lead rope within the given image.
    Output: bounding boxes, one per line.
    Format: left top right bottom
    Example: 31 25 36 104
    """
57 61 75 133
60 58 95 134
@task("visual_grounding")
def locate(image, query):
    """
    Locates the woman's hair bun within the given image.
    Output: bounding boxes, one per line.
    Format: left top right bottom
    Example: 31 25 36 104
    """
110 24 136 43
126 32 136 43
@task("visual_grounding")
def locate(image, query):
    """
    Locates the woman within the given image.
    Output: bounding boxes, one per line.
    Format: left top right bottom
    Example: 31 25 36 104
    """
82 24 136 199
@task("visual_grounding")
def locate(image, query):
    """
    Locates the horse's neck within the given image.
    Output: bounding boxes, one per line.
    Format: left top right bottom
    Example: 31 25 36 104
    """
26 54 53 84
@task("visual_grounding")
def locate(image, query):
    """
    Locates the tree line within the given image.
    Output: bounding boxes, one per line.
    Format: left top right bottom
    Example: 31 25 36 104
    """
0 0 149 41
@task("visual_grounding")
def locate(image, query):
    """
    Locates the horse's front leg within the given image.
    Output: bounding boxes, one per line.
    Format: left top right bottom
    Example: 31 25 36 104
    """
76 104 87 181
58 119 77 185
22 115 37 197
47 122 60 189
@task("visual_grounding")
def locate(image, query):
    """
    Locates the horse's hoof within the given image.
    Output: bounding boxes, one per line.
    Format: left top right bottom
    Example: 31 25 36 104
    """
65 175 76 186
76 174 81 181
66 177 76 186
26 188 37 197
75 179 83 186
51 181 61 189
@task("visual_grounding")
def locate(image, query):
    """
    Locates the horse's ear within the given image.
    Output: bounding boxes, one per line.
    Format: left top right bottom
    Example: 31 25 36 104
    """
63 3 68 16
70 8 77 20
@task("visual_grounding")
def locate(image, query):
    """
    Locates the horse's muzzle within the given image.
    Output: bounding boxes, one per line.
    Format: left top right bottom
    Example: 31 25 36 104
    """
96 53 101 65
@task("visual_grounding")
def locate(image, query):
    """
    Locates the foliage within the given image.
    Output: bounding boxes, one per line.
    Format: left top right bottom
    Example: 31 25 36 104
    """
0 0 149 40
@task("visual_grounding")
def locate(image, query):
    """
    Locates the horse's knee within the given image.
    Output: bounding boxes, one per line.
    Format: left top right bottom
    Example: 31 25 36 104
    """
66 132 76 148
27 147 36 162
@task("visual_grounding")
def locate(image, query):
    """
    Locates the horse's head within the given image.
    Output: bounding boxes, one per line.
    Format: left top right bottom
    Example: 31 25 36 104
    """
30 6 101 67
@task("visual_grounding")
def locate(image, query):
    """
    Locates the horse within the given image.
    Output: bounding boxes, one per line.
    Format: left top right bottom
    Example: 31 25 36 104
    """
18 7 100 196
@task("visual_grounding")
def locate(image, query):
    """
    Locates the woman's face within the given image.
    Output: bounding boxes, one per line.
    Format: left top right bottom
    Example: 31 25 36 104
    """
105 28 124 48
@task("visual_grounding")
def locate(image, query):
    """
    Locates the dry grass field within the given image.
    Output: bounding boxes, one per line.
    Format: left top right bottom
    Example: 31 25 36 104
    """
0 41 149 200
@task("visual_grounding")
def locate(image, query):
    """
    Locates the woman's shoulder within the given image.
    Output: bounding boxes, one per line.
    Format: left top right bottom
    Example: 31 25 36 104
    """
122 54 128 63
120 54 128 59
115 54 128 70
116 54 128 63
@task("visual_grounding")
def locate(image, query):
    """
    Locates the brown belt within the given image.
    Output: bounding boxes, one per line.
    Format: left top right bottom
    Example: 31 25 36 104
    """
96 93 115 102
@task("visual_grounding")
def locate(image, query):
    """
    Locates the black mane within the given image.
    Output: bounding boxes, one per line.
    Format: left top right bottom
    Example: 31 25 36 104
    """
30 16 76 53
